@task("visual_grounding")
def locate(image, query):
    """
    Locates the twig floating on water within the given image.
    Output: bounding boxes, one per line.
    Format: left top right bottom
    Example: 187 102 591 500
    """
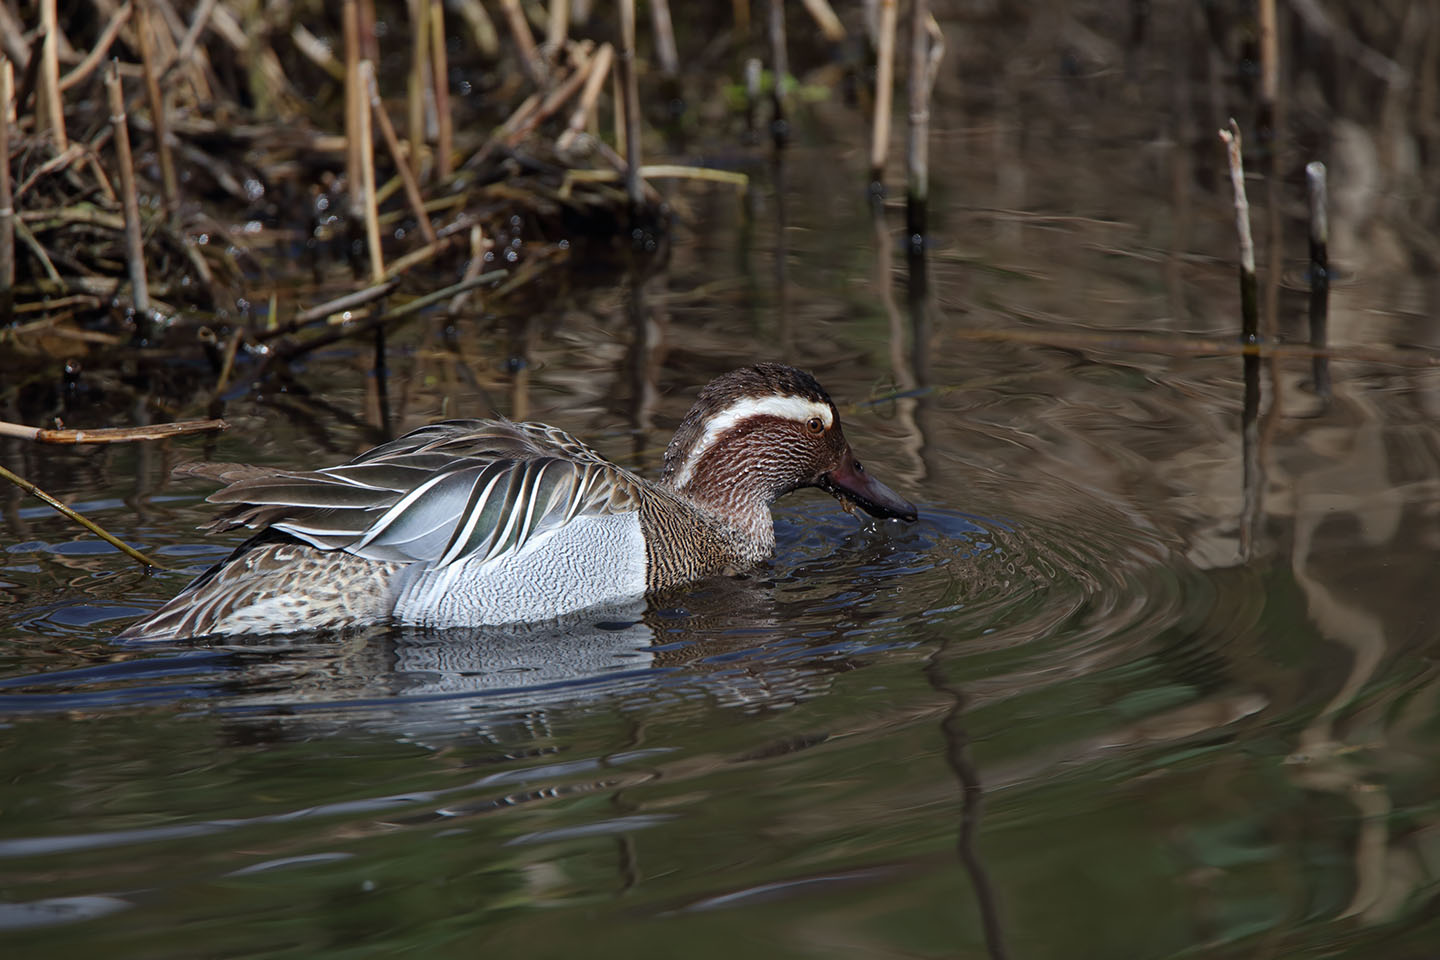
0 462 164 570
0 418 230 444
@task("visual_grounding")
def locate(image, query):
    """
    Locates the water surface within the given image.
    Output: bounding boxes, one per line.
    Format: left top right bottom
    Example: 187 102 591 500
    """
4 5 1440 958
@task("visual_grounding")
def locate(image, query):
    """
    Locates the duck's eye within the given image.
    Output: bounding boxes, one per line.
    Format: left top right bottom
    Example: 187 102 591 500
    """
806 417 825 435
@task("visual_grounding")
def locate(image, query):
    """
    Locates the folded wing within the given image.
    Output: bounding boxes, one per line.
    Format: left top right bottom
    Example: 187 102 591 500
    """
199 420 644 567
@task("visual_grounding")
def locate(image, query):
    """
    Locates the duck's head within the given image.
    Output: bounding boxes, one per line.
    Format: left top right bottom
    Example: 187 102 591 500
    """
661 364 918 525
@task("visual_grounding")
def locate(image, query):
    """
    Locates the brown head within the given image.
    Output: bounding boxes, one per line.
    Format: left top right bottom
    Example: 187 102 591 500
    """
661 364 918 537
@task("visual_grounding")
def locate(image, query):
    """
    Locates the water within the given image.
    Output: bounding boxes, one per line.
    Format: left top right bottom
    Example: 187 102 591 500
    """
5 6 1440 957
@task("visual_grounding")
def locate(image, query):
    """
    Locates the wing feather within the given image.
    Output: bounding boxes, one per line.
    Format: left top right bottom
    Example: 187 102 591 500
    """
191 420 644 569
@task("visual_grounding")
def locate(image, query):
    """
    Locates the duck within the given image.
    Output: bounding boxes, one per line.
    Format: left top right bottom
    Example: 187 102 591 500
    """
118 363 918 641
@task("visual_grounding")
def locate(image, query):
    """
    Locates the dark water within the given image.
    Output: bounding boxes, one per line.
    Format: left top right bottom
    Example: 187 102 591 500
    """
5 5 1440 958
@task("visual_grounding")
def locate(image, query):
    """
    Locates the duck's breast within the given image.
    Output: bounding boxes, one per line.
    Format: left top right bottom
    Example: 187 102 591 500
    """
390 511 647 626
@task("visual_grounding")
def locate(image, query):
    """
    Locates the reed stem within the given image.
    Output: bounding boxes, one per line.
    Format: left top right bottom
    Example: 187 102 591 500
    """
37 0 67 150
430 0 453 179
768 0 789 147
105 60 152 322
800 0 845 43
618 0 643 207
905 0 937 250
408 0 430 171
547 0 570 52
870 0 897 191
0 56 13 322
357 60 385 283
367 68 438 246
1219 119 1257 343
650 0 679 78
1307 160 1331 403
137 0 180 219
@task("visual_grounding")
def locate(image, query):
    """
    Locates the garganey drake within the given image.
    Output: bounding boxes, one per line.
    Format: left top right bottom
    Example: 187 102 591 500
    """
119 364 917 640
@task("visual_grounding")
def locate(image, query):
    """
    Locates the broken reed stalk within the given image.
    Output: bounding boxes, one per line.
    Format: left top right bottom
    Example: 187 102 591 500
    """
408 0 429 169
500 0 546 87
1306 160 1331 402
768 0 789 147
0 462 163 570
105 60 152 320
1 56 13 319
800 0 846 43
430 0 453 179
548 0 571 51
905 0 942 251
60 2 132 92
650 0 679 78
557 41 613 151
0 418 228 443
744 56 762 141
37 0 67 149
870 0 898 191
136 0 180 218
617 0 644 207
1218 119 1258 343
366 69 439 246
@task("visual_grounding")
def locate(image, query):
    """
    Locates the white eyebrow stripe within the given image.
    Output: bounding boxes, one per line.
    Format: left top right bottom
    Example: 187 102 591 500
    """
672 395 833 488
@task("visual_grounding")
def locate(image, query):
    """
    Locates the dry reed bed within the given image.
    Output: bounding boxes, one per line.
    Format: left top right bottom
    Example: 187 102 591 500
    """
0 0 777 377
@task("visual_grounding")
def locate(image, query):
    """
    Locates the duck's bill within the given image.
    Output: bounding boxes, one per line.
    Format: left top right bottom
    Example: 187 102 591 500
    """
821 457 918 522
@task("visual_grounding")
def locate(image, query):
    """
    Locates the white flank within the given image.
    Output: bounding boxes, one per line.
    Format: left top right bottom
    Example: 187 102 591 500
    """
672 395 833 489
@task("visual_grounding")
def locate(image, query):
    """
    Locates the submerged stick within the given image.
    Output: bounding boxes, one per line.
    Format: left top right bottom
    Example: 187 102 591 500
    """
1218 119 1257 343
870 0 898 190
0 462 164 570
1307 161 1332 402
105 60 152 319
272 270 507 361
290 279 401 328
0 418 228 443
617 0 643 207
